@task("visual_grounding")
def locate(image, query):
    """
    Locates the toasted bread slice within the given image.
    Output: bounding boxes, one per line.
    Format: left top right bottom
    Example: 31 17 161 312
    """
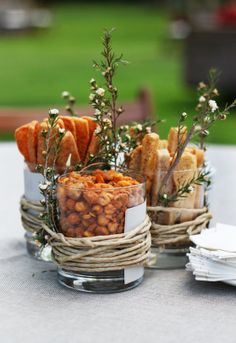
173 152 197 188
85 133 100 162
73 117 90 161
60 116 77 140
168 127 187 154
141 133 160 205
56 131 80 173
172 152 197 222
15 124 30 162
82 116 97 140
37 121 48 166
151 149 171 206
158 139 168 149
129 145 142 172
27 120 39 165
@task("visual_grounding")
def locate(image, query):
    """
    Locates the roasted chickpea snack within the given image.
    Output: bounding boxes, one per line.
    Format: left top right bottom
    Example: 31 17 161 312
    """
57 169 145 237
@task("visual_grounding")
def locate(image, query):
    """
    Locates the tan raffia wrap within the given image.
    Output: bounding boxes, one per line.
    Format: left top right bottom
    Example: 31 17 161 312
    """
43 216 152 272
20 196 43 234
147 206 212 247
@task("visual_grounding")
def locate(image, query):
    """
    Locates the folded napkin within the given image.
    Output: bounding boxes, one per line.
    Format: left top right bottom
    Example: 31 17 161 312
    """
187 223 236 284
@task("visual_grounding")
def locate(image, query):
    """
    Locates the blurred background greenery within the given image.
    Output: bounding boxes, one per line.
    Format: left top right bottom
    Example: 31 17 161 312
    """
0 1 235 143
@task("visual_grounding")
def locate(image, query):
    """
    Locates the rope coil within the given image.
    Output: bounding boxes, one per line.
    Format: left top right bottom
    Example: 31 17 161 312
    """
43 215 152 272
147 206 212 247
20 196 44 234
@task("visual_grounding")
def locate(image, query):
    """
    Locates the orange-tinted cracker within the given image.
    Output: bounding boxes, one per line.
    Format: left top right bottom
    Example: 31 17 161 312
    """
59 116 77 140
57 131 80 173
15 124 30 161
37 121 48 165
73 117 90 161
85 133 100 162
27 120 39 164
82 116 97 140
43 117 65 129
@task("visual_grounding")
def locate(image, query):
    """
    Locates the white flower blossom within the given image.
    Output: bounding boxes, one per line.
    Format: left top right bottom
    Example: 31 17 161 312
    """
96 88 105 97
94 109 101 116
90 78 96 84
89 93 95 101
137 124 142 131
199 96 206 103
95 127 101 134
62 91 70 98
146 127 151 134
181 112 187 118
209 99 218 112
59 128 65 134
49 108 59 115
188 186 194 193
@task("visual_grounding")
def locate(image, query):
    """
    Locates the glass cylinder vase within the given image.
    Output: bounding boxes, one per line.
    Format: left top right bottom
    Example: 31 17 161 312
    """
55 169 148 293
148 168 211 269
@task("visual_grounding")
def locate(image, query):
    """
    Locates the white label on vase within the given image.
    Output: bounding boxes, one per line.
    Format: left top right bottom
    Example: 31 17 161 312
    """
24 168 44 202
124 201 146 285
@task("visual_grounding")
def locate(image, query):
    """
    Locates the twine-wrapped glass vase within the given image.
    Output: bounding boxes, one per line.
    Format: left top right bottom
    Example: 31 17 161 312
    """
147 168 212 269
45 169 151 293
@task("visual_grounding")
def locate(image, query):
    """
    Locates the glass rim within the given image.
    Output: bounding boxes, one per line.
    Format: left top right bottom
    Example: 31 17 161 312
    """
57 168 146 191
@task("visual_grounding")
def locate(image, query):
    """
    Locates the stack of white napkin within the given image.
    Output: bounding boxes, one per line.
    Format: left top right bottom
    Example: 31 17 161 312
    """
186 223 236 286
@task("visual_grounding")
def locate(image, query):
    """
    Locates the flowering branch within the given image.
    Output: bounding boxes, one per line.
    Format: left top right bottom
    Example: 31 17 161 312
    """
157 69 236 204
61 91 77 116
89 28 128 168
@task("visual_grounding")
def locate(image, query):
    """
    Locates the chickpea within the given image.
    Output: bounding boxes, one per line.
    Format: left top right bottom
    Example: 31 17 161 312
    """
67 213 80 225
83 230 93 237
83 191 99 205
75 201 87 212
66 198 76 211
75 228 84 237
108 222 118 234
95 227 109 236
97 193 111 206
98 215 109 226
92 205 103 214
104 204 116 215
66 228 76 237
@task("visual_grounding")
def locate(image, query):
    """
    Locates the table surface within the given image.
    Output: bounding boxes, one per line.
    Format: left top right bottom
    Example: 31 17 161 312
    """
1 142 236 343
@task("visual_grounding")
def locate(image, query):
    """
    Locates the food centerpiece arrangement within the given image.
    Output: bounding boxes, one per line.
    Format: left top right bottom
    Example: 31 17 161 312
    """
15 29 235 291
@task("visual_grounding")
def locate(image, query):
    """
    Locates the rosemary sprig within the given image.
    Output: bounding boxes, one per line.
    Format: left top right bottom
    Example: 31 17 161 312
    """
159 170 211 207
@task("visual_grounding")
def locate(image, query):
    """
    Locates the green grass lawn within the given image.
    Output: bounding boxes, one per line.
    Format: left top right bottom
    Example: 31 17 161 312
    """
0 3 235 144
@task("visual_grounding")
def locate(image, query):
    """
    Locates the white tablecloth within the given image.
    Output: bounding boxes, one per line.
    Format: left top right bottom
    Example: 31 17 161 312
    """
1 143 236 343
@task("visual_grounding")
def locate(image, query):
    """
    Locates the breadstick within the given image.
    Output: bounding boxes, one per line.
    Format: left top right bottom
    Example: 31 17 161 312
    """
140 133 160 205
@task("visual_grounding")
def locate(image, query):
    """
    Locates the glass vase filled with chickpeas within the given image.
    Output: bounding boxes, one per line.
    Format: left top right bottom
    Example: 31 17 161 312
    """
56 168 147 293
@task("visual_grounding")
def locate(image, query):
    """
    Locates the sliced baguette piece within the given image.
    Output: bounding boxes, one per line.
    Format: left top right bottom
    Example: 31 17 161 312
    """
27 120 39 166
140 133 160 205
168 126 187 154
59 116 77 140
129 145 142 172
158 139 168 149
56 131 80 173
85 133 100 162
172 152 197 222
15 124 30 162
151 148 171 206
82 116 97 140
73 117 90 162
